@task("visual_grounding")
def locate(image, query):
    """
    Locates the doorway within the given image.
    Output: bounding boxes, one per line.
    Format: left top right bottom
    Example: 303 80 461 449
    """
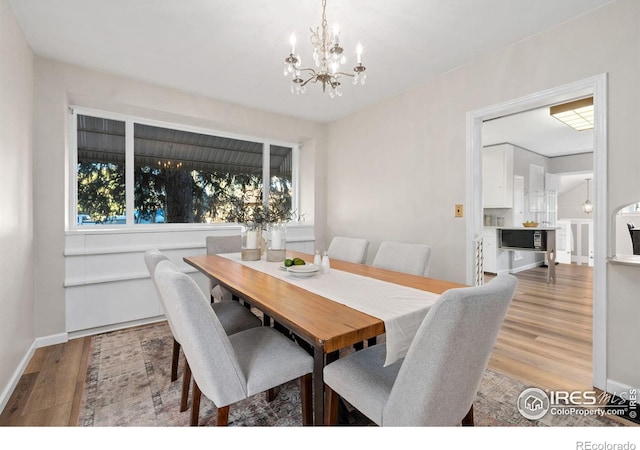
465 74 608 391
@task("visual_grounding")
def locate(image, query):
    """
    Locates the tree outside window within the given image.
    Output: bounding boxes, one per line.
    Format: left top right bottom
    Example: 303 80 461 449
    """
75 113 295 226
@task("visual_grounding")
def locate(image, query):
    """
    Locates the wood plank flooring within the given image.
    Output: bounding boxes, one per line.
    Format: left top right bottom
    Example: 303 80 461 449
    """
0 335 91 426
487 263 593 392
1 263 594 426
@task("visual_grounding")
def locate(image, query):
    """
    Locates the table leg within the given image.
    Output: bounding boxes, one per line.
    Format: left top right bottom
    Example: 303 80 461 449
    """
313 347 324 425
547 249 556 283
312 346 338 425
546 230 557 284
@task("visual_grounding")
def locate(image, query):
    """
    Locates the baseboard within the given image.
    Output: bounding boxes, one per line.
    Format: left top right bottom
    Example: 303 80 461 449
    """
606 379 638 400
509 262 543 274
67 316 165 340
34 332 69 348
0 340 37 414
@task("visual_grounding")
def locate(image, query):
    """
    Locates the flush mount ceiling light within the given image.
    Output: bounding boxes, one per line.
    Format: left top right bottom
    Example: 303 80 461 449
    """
550 97 594 131
283 0 367 97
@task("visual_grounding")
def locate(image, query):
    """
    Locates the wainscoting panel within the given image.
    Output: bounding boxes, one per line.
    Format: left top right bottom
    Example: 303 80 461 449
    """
64 224 315 335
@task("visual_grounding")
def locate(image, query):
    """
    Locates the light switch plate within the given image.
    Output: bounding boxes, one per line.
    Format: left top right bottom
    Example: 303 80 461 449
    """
455 204 463 218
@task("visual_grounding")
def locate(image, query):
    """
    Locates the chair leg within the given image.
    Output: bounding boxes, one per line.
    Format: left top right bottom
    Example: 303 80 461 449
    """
300 373 313 426
191 380 202 426
266 387 278 402
324 384 340 425
462 404 474 426
180 360 191 412
217 405 230 426
171 338 180 382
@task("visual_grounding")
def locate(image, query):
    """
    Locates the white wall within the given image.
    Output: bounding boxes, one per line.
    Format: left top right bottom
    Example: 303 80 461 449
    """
326 0 640 390
549 152 594 174
0 0 35 409
559 182 596 220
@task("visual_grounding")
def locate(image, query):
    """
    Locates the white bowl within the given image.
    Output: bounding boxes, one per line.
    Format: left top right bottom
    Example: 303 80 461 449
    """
287 264 320 277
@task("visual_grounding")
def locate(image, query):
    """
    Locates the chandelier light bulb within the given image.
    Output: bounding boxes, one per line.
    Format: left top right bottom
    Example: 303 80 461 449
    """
289 34 296 54
356 43 363 64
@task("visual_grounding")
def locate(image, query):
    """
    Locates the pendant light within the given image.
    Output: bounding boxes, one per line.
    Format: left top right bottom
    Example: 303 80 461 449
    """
582 178 593 214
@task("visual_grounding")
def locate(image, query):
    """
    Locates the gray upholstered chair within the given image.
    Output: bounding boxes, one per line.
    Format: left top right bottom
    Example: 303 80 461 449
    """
372 241 433 277
323 274 517 426
362 241 433 349
205 235 242 303
327 236 369 264
153 260 314 426
143 250 261 412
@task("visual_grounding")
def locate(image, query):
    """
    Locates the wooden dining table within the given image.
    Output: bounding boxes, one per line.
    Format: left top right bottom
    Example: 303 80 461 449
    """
183 250 465 425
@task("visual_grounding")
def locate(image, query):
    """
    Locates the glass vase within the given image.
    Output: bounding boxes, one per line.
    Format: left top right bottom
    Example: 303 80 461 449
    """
266 223 286 262
241 223 262 261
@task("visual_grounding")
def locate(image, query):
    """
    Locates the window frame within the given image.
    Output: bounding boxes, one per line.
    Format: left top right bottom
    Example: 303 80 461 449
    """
68 106 299 231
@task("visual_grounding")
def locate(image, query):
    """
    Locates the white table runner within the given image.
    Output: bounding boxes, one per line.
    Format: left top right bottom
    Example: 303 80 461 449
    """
219 253 440 366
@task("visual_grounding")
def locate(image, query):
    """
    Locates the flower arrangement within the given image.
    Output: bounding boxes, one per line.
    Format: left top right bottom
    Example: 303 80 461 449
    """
230 190 302 261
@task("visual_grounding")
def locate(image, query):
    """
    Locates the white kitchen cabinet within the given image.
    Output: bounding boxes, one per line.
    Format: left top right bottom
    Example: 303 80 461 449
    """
483 228 510 274
483 144 514 208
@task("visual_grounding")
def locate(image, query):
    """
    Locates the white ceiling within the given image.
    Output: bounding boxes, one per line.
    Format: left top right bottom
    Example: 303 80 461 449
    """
10 0 603 192
482 103 595 157
10 0 613 126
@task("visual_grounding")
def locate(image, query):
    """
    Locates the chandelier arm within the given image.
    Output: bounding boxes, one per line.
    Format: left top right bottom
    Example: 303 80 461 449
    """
300 76 319 87
333 71 355 78
298 67 318 75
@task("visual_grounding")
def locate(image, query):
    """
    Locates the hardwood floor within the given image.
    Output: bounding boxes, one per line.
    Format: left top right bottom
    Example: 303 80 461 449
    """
0 263 594 426
0 334 91 426
487 263 594 393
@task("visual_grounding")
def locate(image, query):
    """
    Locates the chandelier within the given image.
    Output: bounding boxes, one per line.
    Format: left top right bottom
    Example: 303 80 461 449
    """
283 0 366 97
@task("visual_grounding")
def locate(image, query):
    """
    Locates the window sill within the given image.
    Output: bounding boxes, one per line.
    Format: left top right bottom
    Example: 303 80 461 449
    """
66 222 313 236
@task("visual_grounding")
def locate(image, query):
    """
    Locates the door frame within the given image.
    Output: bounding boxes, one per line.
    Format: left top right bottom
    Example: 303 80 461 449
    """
465 74 608 390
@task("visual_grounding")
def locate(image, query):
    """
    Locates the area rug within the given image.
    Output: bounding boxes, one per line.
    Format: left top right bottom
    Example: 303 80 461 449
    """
77 322 625 427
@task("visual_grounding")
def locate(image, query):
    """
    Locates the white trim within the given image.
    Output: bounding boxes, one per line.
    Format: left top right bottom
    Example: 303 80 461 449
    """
509 261 543 274
606 379 640 399
466 74 608 391
34 332 69 348
125 120 135 225
67 316 166 340
64 267 200 287
64 242 207 257
67 223 243 235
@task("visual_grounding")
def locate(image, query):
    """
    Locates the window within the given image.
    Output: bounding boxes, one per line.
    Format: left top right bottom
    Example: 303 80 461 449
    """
71 108 298 227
